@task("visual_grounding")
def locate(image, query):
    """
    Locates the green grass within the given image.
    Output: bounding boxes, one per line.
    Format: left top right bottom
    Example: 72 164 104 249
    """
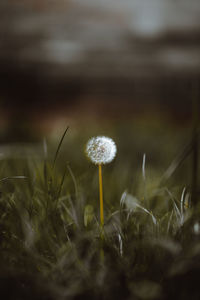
0 120 199 299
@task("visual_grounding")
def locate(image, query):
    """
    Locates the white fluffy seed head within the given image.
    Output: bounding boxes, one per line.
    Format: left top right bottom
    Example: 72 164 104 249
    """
86 136 117 165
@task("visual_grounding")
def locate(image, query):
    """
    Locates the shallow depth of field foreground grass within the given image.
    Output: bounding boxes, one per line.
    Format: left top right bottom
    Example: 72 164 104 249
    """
0 120 199 300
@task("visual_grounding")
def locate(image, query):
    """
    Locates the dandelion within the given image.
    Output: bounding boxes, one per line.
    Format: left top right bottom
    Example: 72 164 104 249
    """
86 136 117 228
86 136 117 165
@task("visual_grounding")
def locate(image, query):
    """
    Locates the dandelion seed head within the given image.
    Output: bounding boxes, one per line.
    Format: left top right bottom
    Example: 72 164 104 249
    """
86 136 117 164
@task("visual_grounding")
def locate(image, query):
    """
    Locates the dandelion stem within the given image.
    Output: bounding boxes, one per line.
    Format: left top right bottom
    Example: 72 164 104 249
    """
98 164 104 227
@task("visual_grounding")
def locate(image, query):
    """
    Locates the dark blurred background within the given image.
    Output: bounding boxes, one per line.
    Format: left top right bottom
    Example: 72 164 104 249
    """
0 0 199 141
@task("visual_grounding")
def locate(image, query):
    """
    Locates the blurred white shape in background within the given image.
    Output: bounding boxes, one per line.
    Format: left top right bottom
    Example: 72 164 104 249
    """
44 39 84 63
194 222 200 235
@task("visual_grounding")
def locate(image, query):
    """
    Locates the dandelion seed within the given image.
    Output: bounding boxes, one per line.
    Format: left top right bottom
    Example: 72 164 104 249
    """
86 136 117 165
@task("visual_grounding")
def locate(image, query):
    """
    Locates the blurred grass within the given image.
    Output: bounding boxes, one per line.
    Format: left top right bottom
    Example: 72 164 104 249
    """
0 117 199 299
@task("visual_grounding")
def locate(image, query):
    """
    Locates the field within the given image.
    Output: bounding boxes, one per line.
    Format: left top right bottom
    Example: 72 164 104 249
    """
0 117 199 300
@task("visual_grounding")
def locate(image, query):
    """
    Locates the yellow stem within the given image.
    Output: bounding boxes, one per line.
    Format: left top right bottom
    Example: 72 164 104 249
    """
98 164 104 227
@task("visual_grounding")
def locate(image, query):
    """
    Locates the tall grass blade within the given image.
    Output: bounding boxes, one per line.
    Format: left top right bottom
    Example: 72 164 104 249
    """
180 187 186 216
53 126 69 169
43 138 48 189
0 176 27 182
55 165 68 206
67 164 78 198
160 134 199 183
191 88 199 206
142 153 146 181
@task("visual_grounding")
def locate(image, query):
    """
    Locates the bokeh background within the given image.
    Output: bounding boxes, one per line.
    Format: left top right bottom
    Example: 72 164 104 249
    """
0 0 199 172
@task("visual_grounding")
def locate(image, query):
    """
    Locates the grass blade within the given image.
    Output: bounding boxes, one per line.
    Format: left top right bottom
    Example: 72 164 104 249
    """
67 164 78 198
160 132 200 184
53 126 69 169
0 176 27 182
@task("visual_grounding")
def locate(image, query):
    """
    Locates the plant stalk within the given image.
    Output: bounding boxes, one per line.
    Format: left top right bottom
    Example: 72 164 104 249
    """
98 164 104 227
192 84 199 206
